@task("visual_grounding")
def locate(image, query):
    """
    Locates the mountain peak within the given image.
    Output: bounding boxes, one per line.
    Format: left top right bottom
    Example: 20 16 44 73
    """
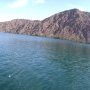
65 8 82 14
69 8 80 11
63 8 83 15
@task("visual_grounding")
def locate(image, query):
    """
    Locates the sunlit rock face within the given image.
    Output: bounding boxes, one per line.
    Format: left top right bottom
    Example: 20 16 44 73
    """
0 9 90 43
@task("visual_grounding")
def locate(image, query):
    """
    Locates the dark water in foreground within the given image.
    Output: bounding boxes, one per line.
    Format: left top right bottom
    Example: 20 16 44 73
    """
0 33 90 90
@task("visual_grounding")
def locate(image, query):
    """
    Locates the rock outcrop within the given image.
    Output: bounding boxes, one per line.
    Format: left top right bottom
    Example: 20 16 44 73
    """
0 9 90 43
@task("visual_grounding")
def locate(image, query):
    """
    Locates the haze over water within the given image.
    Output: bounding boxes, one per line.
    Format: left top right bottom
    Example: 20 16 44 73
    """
0 33 90 90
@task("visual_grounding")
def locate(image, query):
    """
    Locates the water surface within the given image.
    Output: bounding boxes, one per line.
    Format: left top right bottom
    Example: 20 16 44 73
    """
0 33 90 90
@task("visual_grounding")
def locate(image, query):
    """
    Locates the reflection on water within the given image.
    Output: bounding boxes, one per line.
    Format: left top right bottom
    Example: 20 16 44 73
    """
0 33 90 90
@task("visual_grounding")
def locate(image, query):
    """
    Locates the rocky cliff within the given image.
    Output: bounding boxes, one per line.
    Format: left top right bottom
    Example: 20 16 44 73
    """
0 9 90 43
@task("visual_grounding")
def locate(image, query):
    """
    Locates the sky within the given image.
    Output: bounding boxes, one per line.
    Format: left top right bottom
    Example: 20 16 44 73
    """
0 0 90 22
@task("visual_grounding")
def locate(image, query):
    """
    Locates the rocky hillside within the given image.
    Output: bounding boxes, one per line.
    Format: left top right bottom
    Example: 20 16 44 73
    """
0 9 90 43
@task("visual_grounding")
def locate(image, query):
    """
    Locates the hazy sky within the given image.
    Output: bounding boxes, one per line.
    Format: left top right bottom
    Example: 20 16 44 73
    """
0 0 90 21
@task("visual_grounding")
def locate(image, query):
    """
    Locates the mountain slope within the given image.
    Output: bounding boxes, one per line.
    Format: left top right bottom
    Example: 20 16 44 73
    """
0 9 90 43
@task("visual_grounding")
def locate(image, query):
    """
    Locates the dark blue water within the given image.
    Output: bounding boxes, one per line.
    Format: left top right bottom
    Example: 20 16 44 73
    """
0 33 90 90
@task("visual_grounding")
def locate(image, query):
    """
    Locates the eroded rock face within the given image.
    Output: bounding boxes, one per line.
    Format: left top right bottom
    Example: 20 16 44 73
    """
0 9 90 43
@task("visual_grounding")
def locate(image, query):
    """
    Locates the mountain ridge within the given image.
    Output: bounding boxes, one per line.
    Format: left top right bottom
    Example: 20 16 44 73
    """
0 9 90 43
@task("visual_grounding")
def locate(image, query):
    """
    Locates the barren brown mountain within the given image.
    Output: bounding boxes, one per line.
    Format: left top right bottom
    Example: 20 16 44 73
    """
0 9 90 43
